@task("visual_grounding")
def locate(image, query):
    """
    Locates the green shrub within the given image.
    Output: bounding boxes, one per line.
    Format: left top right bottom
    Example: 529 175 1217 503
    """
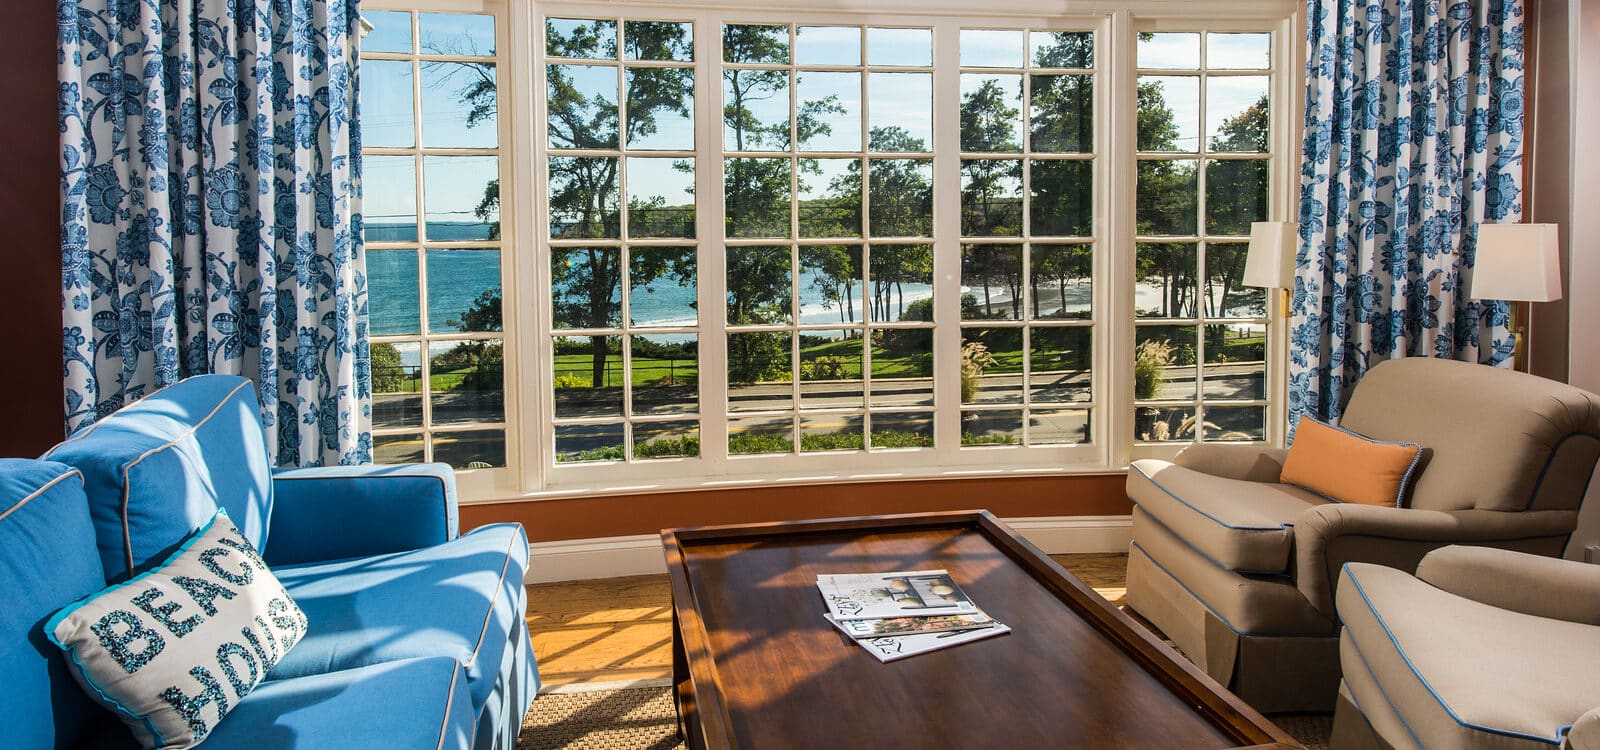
729 432 794 455
961 432 1020 446
635 435 700 459
800 355 850 380
557 445 625 463
871 430 934 448
1134 339 1174 400
370 343 406 392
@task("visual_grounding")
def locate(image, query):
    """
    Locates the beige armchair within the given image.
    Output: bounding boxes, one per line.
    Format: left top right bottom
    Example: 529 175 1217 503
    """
1124 357 1600 712
1333 546 1600 750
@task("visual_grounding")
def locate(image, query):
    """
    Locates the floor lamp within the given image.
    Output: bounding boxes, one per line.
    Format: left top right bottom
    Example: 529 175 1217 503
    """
1470 223 1562 372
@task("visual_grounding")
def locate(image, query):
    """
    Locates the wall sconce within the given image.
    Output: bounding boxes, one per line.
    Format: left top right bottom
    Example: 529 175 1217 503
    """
1471 223 1562 371
1244 221 1296 317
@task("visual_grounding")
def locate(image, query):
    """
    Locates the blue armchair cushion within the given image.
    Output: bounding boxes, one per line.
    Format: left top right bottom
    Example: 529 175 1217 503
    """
0 459 110 750
45 375 273 582
47 511 307 750
264 464 458 566
268 523 533 711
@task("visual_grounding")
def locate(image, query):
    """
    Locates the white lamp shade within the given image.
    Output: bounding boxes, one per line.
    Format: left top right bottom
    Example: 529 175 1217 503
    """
1244 221 1297 289
1472 223 1562 302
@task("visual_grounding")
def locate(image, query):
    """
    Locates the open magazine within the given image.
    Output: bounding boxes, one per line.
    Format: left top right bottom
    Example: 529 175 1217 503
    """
816 569 980 621
824 614 1010 663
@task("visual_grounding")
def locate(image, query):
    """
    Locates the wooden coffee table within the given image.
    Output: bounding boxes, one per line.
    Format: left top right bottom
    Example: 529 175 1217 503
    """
661 510 1299 749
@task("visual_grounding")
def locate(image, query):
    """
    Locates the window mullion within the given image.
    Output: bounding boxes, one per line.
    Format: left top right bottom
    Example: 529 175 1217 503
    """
930 19 964 459
698 10 732 465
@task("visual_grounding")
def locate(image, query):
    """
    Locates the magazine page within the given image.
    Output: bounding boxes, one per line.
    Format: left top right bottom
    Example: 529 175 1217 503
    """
825 615 1010 663
816 569 979 621
833 612 995 638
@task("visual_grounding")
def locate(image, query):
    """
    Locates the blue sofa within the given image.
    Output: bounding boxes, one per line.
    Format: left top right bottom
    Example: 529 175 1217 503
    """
0 375 538 749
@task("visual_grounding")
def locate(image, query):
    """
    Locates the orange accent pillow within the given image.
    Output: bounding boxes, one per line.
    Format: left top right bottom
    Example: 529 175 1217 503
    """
1280 417 1423 507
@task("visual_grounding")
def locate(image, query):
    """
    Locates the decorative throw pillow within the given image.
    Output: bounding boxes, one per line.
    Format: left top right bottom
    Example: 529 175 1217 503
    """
46 510 306 749
1280 417 1424 507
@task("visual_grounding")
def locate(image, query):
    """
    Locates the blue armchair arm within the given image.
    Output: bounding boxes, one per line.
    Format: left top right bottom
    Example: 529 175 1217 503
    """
263 464 459 566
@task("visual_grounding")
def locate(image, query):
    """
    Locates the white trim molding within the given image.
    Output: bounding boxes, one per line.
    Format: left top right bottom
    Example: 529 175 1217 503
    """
524 514 1133 583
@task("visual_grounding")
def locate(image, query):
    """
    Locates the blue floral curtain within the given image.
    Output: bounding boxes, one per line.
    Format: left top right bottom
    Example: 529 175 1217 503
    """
58 0 370 466
1291 0 1522 428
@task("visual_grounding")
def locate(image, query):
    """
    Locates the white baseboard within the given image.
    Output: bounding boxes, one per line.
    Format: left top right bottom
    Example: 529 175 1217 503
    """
524 515 1132 584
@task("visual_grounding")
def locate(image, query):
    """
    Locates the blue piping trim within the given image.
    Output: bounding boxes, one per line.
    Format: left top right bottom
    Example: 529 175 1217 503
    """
1293 418 1423 508
1136 506 1291 575
44 509 231 749
1130 462 1288 531
1341 623 1426 749
1131 540 1336 638
1341 564 1565 746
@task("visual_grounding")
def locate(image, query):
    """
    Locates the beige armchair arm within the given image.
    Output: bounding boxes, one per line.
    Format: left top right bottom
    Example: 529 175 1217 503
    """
1172 444 1290 482
1415 545 1600 625
1292 503 1578 616
1566 707 1600 750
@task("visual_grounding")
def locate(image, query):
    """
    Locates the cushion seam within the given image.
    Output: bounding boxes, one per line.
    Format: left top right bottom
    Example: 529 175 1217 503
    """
437 665 461 750
43 377 195 454
1131 462 1291 532
467 524 525 669
1137 506 1290 574
1341 628 1425 749
0 468 82 524
1341 564 1565 746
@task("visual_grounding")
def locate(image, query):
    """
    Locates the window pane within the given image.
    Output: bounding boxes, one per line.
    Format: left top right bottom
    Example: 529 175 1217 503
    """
799 245 863 324
799 330 863 408
729 415 792 454
869 73 932 151
1138 32 1199 69
724 24 789 64
625 21 693 62
1135 325 1198 400
868 28 931 66
427 248 501 333
725 158 791 238
1136 243 1198 318
371 341 421 428
1030 244 1092 320
1137 405 1198 442
553 335 623 417
962 244 1023 321
368 249 419 336
420 13 494 56
635 420 700 458
727 246 792 324
728 332 793 412
1208 33 1270 70
626 68 695 151
1206 159 1268 236
1205 323 1266 399
1030 75 1092 153
1138 76 1199 152
423 156 498 241
798 159 861 237
551 247 621 328
365 156 416 242
960 74 1023 152
962 410 1023 446
961 30 1024 68
547 18 617 60
374 432 424 463
871 330 933 407
1136 160 1197 236
363 11 413 54
870 412 934 448
626 157 695 238
633 334 699 415
1030 409 1090 445
1203 406 1266 442
724 69 789 151
429 339 504 425
962 329 1022 404
630 246 697 327
547 64 619 149
1029 326 1091 402
421 61 496 148
801 414 864 452
361 60 414 148
796 72 861 152
1030 160 1092 236
549 156 620 239
796 26 860 66
961 160 1022 236
1030 31 1093 69
868 159 932 236
1207 78 1269 152
555 423 624 462
868 244 933 323
1204 242 1265 317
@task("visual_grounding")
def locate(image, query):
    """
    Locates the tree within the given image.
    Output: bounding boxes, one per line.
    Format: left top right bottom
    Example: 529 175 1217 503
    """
370 342 406 392
959 79 1023 237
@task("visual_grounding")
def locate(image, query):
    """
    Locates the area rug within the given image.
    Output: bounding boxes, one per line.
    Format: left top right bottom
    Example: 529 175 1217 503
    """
518 681 1331 750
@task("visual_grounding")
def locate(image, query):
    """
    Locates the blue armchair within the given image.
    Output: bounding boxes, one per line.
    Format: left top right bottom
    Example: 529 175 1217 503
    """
2 375 537 749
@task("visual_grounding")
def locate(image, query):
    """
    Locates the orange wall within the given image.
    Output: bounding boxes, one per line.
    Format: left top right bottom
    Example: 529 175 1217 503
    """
461 473 1132 542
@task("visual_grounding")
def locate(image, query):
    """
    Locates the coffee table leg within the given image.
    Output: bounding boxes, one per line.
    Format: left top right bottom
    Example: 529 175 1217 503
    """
671 605 694 743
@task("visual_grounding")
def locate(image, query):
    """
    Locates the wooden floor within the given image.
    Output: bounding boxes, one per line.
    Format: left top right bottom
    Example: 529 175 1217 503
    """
526 553 1131 686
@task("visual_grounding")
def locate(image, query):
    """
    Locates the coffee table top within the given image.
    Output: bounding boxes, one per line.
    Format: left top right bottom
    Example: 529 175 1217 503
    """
662 510 1298 750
